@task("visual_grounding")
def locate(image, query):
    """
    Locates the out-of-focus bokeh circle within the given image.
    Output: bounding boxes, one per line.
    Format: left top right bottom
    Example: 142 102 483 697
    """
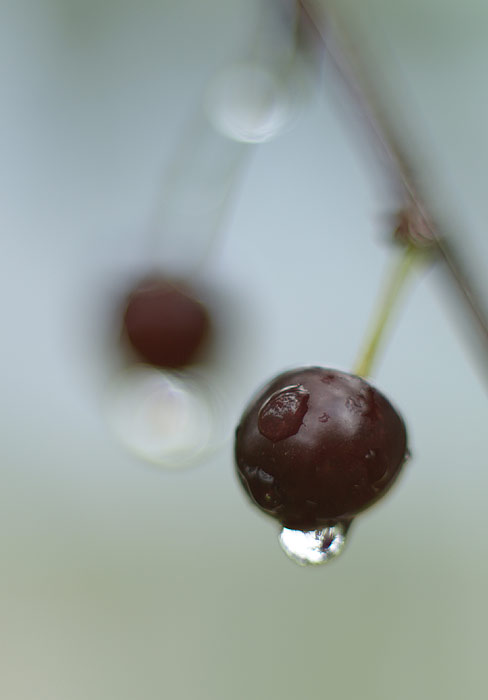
107 366 216 468
206 63 294 143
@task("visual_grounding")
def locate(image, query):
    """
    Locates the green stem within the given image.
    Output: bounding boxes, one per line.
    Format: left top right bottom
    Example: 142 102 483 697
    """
353 244 420 378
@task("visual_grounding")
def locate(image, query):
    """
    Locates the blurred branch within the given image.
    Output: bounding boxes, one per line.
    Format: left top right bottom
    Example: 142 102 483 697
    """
299 0 488 384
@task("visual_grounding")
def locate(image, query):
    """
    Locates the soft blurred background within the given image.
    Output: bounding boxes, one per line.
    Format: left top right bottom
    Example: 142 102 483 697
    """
1 1 487 698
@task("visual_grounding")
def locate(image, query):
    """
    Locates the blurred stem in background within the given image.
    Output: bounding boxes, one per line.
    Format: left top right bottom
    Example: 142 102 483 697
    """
146 0 322 277
303 0 488 384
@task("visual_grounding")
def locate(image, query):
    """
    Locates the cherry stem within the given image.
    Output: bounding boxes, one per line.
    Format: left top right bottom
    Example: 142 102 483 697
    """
353 244 420 378
300 1 488 384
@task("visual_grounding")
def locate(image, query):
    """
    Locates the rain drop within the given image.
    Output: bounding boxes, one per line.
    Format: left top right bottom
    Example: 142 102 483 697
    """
278 521 351 566
106 365 217 468
206 63 294 143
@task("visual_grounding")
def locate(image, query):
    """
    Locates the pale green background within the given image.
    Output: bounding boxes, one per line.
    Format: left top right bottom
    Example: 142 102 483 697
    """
1 2 487 699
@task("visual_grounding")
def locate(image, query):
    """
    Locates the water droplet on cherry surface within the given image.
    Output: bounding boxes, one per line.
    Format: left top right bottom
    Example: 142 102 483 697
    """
258 384 309 442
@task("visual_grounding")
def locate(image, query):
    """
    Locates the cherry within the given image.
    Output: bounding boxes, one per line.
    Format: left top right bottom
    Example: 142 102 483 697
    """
122 276 210 369
235 367 408 531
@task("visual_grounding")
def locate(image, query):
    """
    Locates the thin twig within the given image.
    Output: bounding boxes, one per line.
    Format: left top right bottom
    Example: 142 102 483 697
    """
299 0 488 377
353 245 420 378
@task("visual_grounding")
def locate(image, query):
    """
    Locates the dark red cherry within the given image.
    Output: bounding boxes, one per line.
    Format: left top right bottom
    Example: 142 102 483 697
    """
235 367 408 531
122 276 210 369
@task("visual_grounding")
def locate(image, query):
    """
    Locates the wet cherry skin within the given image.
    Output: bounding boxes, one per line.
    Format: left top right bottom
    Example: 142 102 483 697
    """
122 276 210 369
235 367 408 531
